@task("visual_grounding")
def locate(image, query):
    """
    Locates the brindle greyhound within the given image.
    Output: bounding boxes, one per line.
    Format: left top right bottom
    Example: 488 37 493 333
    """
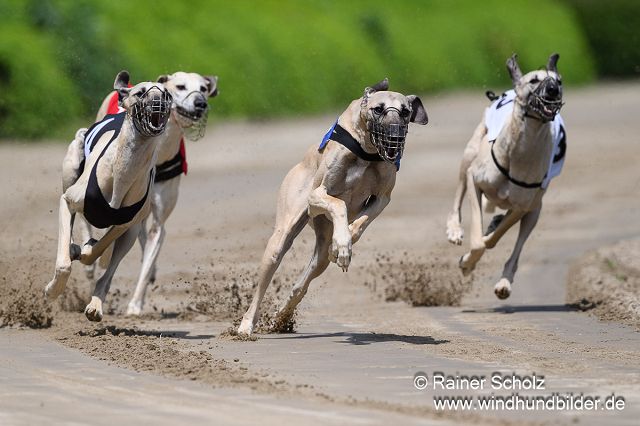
238 79 428 336
44 71 172 322
446 53 565 299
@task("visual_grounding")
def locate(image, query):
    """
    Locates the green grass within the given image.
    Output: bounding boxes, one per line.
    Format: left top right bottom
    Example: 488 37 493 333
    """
0 0 597 139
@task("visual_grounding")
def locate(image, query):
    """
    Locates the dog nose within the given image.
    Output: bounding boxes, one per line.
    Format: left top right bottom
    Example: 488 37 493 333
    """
194 98 208 110
546 81 559 97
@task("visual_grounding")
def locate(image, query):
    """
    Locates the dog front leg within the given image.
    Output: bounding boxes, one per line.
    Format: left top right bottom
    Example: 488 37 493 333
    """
494 205 541 299
85 223 140 322
127 180 178 315
44 195 76 299
459 170 485 276
308 186 351 272
348 193 390 244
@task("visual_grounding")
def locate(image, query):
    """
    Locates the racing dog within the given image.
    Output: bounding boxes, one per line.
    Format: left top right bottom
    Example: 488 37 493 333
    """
44 71 173 322
446 53 566 299
92 72 218 316
238 78 428 336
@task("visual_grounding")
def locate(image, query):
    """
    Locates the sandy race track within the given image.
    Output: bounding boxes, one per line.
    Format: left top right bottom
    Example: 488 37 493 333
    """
1 83 639 425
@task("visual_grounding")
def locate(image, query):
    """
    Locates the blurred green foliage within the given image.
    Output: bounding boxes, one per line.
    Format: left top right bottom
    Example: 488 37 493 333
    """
564 0 640 77
0 0 605 139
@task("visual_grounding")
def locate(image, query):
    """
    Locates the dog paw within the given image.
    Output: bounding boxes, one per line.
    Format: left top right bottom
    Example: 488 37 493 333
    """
126 302 142 316
271 309 296 333
446 214 464 245
330 237 352 272
446 226 464 245
44 267 71 300
84 296 104 322
237 319 254 337
494 279 512 300
44 280 65 300
458 254 475 277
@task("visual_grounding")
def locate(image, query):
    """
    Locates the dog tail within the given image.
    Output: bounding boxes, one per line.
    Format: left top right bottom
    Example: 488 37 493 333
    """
61 128 88 192
485 91 499 102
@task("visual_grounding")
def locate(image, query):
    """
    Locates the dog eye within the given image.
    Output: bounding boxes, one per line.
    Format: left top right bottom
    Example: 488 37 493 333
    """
135 91 145 97
400 108 411 118
557 80 563 86
176 85 186 91
373 105 384 114
530 78 540 84
200 86 207 92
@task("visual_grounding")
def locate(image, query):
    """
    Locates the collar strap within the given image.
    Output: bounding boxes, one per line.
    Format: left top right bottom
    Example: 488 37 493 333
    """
154 149 184 182
329 123 384 162
490 141 544 189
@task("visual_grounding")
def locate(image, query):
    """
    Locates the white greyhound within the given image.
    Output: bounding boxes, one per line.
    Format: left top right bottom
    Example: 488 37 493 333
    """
446 53 566 299
45 71 173 321
89 72 218 315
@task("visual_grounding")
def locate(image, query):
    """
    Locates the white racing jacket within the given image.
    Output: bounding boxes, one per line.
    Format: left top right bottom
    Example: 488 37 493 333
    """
485 90 566 189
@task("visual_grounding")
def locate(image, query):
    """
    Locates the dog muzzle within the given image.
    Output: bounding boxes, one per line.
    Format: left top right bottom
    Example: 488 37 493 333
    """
130 86 173 137
174 91 209 141
368 108 408 163
528 77 563 122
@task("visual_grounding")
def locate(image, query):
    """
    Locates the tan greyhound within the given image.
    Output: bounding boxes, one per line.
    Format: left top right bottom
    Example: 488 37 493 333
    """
238 78 428 336
44 71 173 322
446 53 566 299
90 72 218 316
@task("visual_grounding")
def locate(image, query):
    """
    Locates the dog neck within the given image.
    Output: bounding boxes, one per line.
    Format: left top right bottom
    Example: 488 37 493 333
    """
339 99 379 156
116 117 158 175
101 116 158 209
494 100 554 185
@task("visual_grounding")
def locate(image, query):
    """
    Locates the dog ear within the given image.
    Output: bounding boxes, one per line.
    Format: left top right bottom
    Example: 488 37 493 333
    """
157 74 170 84
407 95 428 125
370 78 389 92
204 75 218 97
114 70 131 102
506 54 523 85
362 77 389 104
546 53 560 73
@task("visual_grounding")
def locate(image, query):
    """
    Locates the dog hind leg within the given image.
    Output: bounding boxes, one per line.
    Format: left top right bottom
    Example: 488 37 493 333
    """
85 223 140 321
447 122 484 245
271 216 332 331
459 170 485 275
494 206 541 299
238 208 308 336
446 162 468 245
61 128 87 193
127 179 178 315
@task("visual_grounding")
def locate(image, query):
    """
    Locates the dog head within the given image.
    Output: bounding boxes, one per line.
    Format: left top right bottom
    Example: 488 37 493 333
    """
507 53 563 122
359 78 428 163
157 72 218 140
114 71 172 137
